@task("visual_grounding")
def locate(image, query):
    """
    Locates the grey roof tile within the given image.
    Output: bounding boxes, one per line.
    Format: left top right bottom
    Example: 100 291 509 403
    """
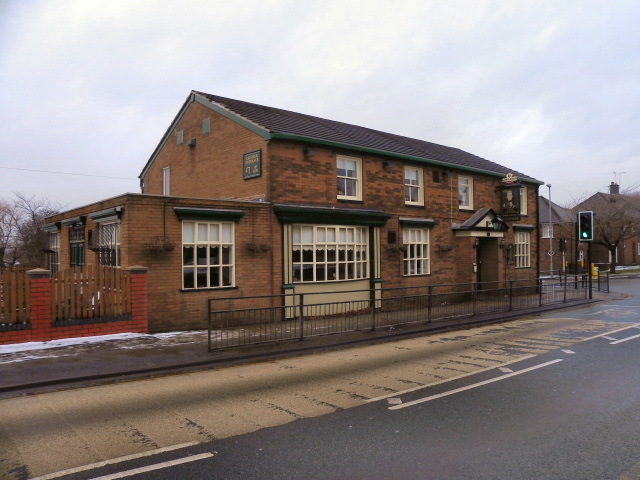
193 91 539 182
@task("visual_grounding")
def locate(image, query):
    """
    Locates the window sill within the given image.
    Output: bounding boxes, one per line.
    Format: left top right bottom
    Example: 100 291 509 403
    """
180 286 238 292
291 278 370 285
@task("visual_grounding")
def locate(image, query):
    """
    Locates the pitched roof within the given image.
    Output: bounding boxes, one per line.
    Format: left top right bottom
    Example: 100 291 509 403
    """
538 197 575 224
140 91 542 184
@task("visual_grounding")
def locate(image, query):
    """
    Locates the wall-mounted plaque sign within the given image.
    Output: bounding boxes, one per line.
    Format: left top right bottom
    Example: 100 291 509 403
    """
500 187 521 216
243 150 262 179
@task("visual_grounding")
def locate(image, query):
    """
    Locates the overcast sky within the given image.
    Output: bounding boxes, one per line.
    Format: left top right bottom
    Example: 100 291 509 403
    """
1 0 638 211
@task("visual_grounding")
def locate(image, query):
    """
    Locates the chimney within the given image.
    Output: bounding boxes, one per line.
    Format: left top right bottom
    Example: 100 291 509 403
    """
609 182 620 195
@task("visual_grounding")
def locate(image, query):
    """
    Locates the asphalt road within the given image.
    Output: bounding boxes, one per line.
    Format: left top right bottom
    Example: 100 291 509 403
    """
65 322 640 480
1 279 639 479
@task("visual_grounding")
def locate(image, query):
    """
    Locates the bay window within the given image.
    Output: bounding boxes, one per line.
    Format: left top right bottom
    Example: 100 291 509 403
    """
292 225 368 283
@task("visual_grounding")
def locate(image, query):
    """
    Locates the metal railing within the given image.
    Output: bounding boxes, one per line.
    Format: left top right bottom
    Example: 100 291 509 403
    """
208 273 605 351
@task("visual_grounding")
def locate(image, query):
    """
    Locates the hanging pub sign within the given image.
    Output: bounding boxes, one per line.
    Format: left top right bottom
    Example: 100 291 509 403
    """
499 173 521 220
243 150 262 179
501 188 520 214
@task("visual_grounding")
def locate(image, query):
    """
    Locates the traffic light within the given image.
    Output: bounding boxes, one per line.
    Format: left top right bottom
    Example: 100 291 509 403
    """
578 211 594 241
558 238 565 252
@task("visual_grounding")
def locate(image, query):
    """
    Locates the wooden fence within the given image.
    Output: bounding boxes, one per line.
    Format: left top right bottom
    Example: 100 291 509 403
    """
0 271 30 325
51 266 131 323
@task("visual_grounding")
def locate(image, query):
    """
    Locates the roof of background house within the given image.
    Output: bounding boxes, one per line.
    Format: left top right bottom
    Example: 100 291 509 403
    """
140 91 543 184
538 197 575 224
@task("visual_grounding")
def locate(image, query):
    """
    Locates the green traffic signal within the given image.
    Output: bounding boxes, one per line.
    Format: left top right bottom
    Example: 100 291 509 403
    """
578 211 594 241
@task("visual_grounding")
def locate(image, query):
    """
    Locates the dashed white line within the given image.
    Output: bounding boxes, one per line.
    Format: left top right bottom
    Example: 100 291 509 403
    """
581 323 640 342
88 453 214 480
366 354 536 403
610 332 640 345
389 359 564 411
30 442 201 480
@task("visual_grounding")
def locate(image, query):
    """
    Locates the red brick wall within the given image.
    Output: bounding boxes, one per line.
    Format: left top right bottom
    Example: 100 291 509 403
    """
142 101 269 202
43 116 540 334
47 194 282 333
268 141 539 286
137 98 540 288
0 267 148 345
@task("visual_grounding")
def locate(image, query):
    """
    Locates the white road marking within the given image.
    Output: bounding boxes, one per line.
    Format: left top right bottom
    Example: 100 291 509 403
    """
366 354 536 403
582 323 640 342
389 359 564 411
498 367 513 373
562 349 575 354
30 442 200 480
88 453 214 480
610 332 640 345
603 336 617 341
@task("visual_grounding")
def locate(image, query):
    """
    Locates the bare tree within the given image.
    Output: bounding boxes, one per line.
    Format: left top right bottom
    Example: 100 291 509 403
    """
0 199 18 269
0 193 61 270
575 187 640 272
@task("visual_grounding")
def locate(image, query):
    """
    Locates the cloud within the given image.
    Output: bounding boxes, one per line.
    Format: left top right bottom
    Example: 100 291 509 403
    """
0 0 639 208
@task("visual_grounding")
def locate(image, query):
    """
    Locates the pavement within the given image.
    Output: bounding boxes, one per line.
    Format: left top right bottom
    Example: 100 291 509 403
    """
0 289 624 398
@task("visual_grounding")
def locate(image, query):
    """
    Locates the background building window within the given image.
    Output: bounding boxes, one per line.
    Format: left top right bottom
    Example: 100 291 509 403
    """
515 230 531 268
96 222 120 267
404 167 424 205
458 176 473 209
337 155 362 200
291 225 368 283
182 221 234 289
403 227 430 275
46 232 60 273
163 167 171 196
69 226 85 267
520 186 528 215
542 224 553 238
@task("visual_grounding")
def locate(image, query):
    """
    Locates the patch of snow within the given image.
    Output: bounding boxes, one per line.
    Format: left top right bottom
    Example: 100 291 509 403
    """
614 265 640 271
0 331 206 355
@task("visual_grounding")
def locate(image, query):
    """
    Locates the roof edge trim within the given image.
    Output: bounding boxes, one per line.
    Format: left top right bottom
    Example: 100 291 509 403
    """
139 93 274 180
399 217 437 227
273 204 391 226
270 133 543 184
174 207 245 222
192 94 271 140
139 93 195 179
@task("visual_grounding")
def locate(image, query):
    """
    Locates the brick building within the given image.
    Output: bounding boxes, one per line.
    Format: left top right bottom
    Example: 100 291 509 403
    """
538 196 582 275
575 182 640 269
46 91 543 332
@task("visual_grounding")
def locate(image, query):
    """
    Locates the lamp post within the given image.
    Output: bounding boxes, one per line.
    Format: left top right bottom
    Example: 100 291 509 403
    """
546 184 553 276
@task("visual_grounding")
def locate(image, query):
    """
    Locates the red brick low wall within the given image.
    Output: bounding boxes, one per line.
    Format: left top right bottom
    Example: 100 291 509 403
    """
0 267 148 345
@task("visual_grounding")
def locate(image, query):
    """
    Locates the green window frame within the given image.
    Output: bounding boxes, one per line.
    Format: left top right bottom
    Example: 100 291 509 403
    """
69 226 85 267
